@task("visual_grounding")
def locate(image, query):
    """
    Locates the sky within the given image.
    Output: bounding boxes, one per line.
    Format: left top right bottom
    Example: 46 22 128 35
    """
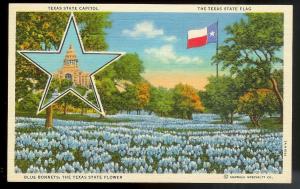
104 12 247 90
23 12 283 91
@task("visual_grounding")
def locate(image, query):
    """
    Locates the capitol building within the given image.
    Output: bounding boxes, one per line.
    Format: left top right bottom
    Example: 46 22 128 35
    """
53 44 90 88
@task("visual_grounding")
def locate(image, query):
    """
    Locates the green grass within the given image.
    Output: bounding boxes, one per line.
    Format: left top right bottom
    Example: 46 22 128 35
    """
155 127 219 133
210 115 245 124
71 149 85 165
16 126 57 133
210 120 223 124
73 86 88 96
16 111 132 123
156 128 202 133
207 116 282 132
110 152 121 163
246 117 283 132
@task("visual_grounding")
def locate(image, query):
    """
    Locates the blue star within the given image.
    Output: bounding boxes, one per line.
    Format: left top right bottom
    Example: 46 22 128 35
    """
18 14 125 115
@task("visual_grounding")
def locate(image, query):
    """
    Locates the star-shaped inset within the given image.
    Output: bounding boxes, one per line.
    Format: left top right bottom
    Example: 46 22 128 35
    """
18 14 125 115
209 31 215 37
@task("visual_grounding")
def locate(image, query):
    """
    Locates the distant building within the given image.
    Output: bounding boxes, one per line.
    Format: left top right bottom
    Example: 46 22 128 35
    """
53 44 90 88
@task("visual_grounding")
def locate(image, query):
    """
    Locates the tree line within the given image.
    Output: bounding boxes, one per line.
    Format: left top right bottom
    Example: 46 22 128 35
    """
15 12 283 128
200 13 283 127
17 52 205 120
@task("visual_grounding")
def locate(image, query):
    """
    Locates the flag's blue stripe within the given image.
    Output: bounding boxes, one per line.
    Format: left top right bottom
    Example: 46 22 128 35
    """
207 22 218 43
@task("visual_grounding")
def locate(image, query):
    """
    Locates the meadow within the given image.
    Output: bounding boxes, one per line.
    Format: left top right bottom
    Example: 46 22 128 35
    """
15 114 283 174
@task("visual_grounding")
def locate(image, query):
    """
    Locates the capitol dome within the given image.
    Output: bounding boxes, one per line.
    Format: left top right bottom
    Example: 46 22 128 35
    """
64 44 78 66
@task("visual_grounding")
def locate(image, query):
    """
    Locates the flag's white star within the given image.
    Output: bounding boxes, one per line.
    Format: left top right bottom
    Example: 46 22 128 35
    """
209 31 215 37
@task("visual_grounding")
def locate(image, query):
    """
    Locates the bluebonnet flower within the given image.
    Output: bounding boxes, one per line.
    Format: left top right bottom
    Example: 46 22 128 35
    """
15 114 283 174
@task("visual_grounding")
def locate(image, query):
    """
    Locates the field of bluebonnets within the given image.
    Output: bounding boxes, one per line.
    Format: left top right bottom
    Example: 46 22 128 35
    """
15 114 283 174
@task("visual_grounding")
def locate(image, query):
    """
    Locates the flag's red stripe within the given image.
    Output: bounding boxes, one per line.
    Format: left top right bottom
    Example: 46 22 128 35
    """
187 36 208 48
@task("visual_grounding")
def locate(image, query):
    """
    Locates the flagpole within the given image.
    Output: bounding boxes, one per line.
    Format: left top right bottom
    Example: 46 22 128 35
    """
216 20 219 78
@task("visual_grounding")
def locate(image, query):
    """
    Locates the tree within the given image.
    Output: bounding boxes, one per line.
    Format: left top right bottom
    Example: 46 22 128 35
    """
67 95 90 115
95 53 144 84
95 78 121 114
113 53 144 83
172 84 204 119
238 89 279 127
17 93 41 112
45 105 53 129
121 84 139 114
16 13 70 103
272 69 283 96
136 82 151 114
213 13 284 122
58 93 77 115
45 78 73 104
74 12 112 51
146 87 174 116
16 12 112 128
203 76 243 124
17 12 69 129
94 53 145 114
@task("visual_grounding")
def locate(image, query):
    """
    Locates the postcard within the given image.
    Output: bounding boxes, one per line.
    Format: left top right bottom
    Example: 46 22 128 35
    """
7 4 293 183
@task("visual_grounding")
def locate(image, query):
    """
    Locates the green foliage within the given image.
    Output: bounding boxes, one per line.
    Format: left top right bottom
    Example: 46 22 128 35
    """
233 67 270 90
16 12 284 125
246 117 283 132
203 76 243 124
74 12 112 51
87 92 97 104
213 13 283 77
120 84 139 113
147 87 174 116
211 13 284 124
94 53 144 82
96 78 121 114
16 12 112 113
57 93 79 115
272 69 283 95
17 93 41 112
238 89 279 127
93 53 145 114
43 78 73 105
15 55 48 104
73 85 88 96
16 12 70 50
16 12 206 120
49 78 73 93
113 53 144 83
16 13 69 106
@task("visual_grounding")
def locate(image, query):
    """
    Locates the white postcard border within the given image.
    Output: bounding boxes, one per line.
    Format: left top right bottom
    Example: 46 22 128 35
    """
7 4 293 183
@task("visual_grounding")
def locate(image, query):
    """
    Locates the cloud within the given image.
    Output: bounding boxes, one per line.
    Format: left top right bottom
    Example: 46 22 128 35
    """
144 45 203 65
162 35 177 42
122 21 164 38
122 21 177 43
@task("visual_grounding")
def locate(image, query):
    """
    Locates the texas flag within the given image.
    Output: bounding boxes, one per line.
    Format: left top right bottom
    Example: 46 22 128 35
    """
187 22 218 49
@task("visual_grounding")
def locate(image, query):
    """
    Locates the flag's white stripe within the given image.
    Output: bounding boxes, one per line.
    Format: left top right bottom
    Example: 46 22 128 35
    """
188 27 207 39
